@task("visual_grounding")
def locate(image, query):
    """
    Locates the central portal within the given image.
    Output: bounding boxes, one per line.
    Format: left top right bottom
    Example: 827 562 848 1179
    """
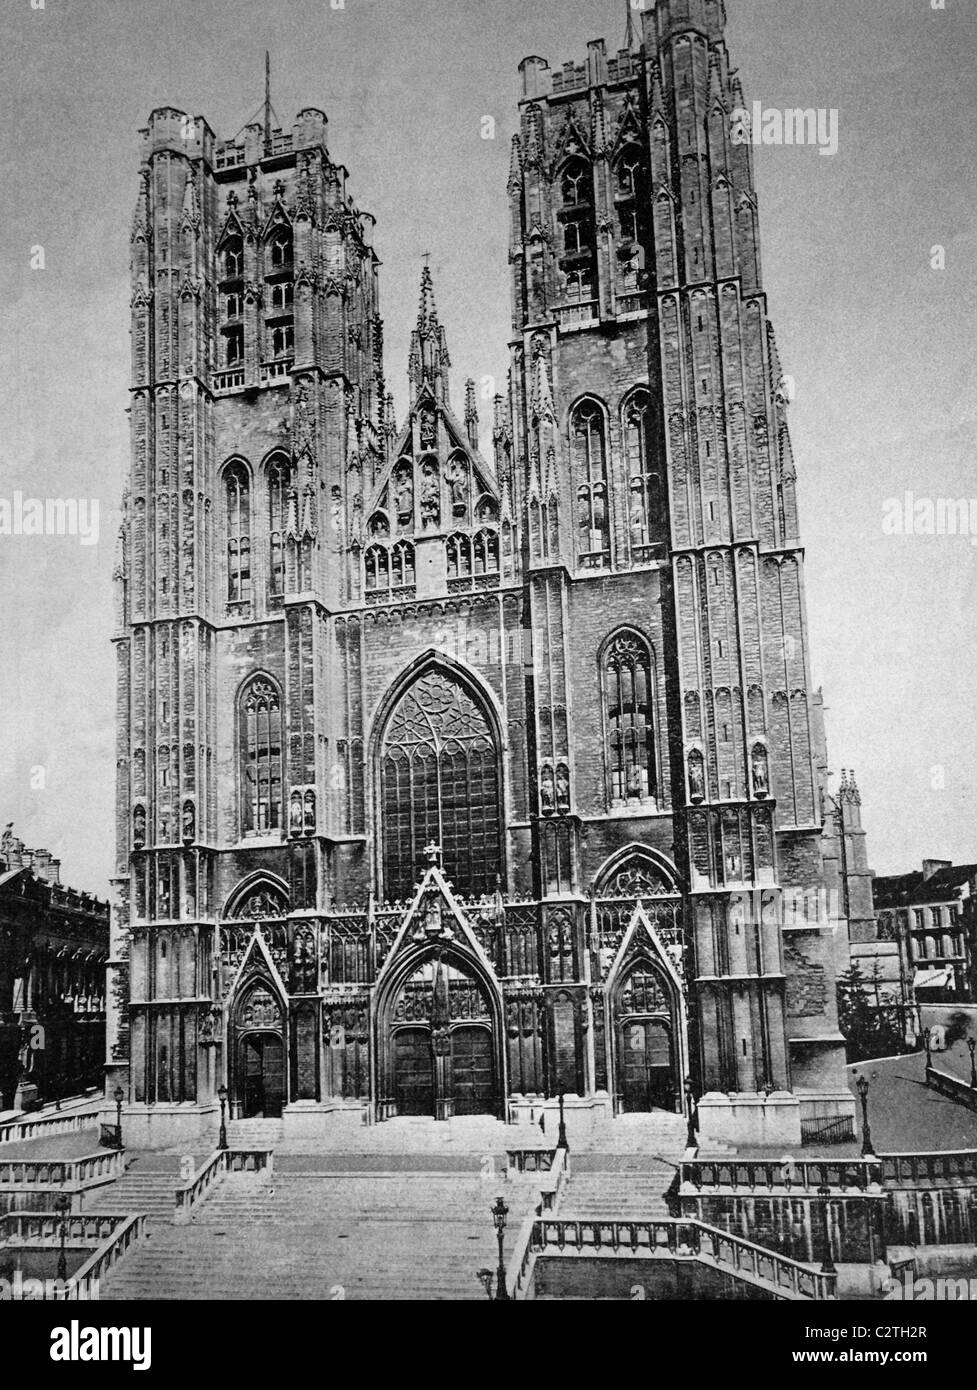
387 955 499 1120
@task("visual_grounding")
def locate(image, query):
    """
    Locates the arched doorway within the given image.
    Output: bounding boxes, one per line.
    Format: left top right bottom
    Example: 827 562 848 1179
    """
613 961 681 1114
231 980 286 1119
377 663 503 902
382 950 502 1120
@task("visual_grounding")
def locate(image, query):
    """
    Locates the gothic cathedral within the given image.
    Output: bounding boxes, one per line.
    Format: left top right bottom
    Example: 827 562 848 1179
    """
109 0 855 1149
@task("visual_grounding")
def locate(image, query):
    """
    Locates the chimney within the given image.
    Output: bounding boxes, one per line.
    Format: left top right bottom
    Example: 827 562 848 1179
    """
922 858 952 882
32 848 55 883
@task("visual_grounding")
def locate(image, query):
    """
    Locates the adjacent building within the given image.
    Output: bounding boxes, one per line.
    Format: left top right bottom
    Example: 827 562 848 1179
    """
874 860 976 1010
0 826 109 1112
109 0 856 1149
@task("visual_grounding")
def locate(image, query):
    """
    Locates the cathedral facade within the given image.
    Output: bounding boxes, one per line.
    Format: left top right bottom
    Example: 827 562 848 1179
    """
108 0 855 1148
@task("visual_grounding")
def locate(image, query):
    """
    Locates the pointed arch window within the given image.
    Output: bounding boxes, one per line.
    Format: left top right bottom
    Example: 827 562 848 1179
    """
561 158 591 207
603 632 656 804
265 229 294 362
222 236 243 281
565 269 595 302
225 460 252 602
615 145 644 199
240 677 284 836
572 401 610 567
267 456 289 597
380 668 502 902
269 230 293 270
623 389 660 559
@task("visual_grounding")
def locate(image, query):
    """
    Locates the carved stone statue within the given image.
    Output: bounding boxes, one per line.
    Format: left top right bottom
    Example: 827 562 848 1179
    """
540 766 555 816
752 743 769 798
555 765 570 813
290 793 303 835
182 801 195 843
394 468 414 524
420 466 440 527
419 407 436 449
446 461 467 517
688 751 705 803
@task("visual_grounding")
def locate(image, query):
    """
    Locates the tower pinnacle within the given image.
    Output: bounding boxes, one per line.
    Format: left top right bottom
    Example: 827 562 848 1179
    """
409 263 451 405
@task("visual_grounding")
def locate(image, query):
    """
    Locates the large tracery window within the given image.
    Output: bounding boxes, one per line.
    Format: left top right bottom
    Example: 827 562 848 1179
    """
572 400 610 567
603 632 656 804
241 676 284 836
225 460 252 602
380 668 502 902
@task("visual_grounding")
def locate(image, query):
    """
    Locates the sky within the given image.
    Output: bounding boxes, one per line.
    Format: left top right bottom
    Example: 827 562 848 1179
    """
0 0 974 898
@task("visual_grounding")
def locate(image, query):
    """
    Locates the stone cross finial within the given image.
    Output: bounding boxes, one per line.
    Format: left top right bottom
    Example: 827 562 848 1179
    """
423 841 442 867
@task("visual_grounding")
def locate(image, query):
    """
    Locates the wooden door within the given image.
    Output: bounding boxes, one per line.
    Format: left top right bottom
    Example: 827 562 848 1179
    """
621 1020 674 1113
394 1028 434 1116
451 1026 495 1116
242 1034 285 1118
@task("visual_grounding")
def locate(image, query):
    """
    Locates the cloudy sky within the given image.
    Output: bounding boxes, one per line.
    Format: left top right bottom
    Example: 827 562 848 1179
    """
0 0 974 896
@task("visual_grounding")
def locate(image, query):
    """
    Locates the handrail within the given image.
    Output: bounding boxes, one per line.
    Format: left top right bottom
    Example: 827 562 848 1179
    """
63 1215 145 1301
0 1211 145 1300
506 1148 571 1300
507 1149 557 1174
528 1217 836 1301
173 1148 273 1224
174 1150 226 1224
0 1211 129 1248
680 1157 884 1194
878 1149 977 1187
0 1111 100 1147
925 1066 977 1113
0 1148 125 1189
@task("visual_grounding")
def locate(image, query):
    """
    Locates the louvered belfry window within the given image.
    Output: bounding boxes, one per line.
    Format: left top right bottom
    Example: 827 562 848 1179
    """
381 669 502 902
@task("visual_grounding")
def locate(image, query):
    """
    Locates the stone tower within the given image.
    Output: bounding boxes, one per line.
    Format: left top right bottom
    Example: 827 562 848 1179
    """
506 0 852 1141
108 6 853 1148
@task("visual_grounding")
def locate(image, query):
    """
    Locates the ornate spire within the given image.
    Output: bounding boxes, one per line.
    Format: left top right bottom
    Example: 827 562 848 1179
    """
408 262 451 405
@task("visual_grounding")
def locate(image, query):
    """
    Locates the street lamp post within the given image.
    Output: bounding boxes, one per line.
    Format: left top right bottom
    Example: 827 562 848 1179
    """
556 1092 569 1152
218 1084 228 1150
684 1076 697 1150
55 1191 70 1284
113 1085 124 1149
856 1073 875 1157
968 1038 977 1090
491 1196 510 1301
817 1184 837 1276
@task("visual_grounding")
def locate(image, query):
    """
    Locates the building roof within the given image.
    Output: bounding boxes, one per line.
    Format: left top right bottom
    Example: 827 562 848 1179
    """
874 863 977 910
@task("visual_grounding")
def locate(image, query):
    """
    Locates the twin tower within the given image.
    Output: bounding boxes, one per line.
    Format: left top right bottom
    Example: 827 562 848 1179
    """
108 0 855 1148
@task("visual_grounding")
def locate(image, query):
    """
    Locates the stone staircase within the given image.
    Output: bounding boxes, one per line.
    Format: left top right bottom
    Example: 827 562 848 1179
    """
559 1160 678 1221
225 1118 284 1148
85 1155 186 1224
99 1170 535 1300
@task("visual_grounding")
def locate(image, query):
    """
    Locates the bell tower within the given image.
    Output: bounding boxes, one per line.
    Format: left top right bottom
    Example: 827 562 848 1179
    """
507 0 853 1143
